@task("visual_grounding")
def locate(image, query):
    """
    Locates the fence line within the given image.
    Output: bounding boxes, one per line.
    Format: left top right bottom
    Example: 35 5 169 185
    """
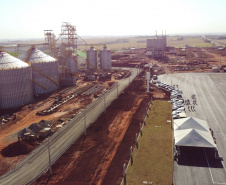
0 68 142 185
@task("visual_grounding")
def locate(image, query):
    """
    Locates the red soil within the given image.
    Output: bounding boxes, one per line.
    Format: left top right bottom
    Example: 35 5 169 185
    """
32 77 161 185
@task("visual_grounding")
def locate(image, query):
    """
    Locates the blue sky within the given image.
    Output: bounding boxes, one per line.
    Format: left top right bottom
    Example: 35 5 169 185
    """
0 0 226 39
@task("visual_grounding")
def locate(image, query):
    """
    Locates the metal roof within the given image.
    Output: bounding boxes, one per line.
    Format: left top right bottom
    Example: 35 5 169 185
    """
0 51 29 70
19 48 56 63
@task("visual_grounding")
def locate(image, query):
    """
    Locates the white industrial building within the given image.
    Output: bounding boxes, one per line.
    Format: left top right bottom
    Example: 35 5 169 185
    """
146 36 167 58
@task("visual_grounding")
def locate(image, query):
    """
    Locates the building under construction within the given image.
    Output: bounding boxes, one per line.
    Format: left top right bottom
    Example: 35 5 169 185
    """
147 36 167 58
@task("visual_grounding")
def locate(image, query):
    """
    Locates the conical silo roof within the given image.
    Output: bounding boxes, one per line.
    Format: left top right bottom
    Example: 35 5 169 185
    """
0 51 29 70
19 48 56 63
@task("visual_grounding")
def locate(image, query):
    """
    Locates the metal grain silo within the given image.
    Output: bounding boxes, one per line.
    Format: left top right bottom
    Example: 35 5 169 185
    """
0 51 33 109
19 48 59 95
66 55 78 74
100 47 111 71
87 47 97 73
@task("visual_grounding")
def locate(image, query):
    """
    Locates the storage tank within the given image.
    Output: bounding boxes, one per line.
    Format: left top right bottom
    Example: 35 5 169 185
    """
100 47 111 71
0 51 33 109
19 48 59 95
87 47 97 73
66 55 78 73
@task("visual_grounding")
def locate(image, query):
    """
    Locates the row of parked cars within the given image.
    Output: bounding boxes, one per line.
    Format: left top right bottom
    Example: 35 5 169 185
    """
157 81 175 92
157 81 186 119
171 89 187 119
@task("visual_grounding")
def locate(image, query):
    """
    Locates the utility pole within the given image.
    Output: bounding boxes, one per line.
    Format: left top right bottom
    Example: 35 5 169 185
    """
117 82 119 99
104 92 106 114
84 109 87 136
47 137 52 175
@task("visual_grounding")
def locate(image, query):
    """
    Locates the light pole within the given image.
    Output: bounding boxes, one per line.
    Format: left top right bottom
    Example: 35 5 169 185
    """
84 109 87 136
38 137 52 175
117 82 119 99
104 92 106 114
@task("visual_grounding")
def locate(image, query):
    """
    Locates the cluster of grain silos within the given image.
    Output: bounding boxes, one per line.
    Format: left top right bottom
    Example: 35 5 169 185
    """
19 48 59 95
0 51 33 109
87 47 111 73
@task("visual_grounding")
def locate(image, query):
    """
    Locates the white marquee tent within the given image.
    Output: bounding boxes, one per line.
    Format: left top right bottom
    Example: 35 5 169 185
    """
174 117 209 131
174 128 216 148
174 117 216 148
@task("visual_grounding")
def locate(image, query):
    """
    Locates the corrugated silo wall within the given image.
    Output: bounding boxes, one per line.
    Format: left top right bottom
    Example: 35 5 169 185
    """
66 57 77 73
87 50 97 71
0 67 33 109
100 51 111 70
32 62 59 95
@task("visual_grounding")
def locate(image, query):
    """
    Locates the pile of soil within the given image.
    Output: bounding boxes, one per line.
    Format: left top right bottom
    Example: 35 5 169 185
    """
1 141 36 157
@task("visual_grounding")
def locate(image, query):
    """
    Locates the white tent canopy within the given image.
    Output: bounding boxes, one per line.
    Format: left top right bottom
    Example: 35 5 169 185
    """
174 117 216 148
174 117 209 131
174 129 216 148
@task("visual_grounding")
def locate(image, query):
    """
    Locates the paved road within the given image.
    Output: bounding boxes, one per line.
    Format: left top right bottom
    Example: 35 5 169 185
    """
0 67 140 185
159 73 226 185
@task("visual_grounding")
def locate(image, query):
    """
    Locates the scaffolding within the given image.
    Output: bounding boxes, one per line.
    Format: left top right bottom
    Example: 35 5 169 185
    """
59 22 79 80
61 22 77 51
44 30 58 59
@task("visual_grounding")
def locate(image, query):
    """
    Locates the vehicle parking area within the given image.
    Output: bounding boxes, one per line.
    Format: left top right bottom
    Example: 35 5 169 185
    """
158 73 226 185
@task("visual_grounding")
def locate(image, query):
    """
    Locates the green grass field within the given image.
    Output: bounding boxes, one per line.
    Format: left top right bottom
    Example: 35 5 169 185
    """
167 36 214 48
212 39 226 46
124 100 173 185
77 50 87 58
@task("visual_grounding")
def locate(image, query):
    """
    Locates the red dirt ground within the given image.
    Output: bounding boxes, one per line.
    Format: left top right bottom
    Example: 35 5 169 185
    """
0 81 111 177
32 74 165 185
